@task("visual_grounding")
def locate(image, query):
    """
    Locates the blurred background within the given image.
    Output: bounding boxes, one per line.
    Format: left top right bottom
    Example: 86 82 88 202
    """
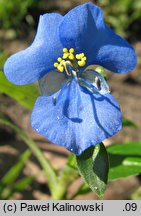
0 0 141 200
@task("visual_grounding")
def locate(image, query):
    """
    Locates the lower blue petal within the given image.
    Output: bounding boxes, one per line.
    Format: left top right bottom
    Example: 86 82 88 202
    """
31 79 122 155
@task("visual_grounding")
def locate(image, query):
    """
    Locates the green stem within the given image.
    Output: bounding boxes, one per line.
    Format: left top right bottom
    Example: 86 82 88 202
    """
0 115 80 199
19 132 58 194
52 165 79 200
0 117 58 197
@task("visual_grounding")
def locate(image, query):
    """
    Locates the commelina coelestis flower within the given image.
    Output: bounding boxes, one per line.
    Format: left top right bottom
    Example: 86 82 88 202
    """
4 3 137 155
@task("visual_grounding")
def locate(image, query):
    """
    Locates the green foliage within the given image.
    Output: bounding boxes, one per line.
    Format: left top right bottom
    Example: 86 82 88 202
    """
0 53 9 70
0 53 39 110
0 0 140 40
0 114 80 200
0 114 59 198
107 141 141 180
122 117 137 128
0 150 33 199
76 143 109 197
0 114 34 199
99 0 141 38
0 0 35 29
0 72 39 109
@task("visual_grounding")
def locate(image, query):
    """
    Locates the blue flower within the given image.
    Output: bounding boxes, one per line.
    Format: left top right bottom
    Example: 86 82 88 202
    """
31 65 122 155
4 2 137 85
3 3 137 155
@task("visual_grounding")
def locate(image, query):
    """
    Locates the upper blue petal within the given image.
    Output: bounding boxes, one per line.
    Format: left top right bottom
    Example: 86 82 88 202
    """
31 79 122 155
4 13 63 85
59 2 137 73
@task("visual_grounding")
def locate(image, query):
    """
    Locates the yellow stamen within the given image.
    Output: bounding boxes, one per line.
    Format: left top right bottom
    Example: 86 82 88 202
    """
63 53 69 59
83 56 87 61
68 54 75 60
57 65 64 72
63 48 68 53
76 54 81 60
54 62 59 67
58 57 62 62
78 60 86 67
69 48 74 53
54 48 87 73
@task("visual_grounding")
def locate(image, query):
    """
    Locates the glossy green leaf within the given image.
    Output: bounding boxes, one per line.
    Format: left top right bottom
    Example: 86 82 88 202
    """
0 71 39 110
107 141 141 156
76 143 109 197
108 142 141 180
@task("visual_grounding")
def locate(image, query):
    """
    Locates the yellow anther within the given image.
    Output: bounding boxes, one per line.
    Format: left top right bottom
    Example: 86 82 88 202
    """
76 54 81 60
78 60 86 67
68 54 75 60
63 48 68 53
58 57 62 62
54 47 87 74
80 53 85 57
63 53 69 59
83 56 87 61
57 65 64 72
69 48 74 53
54 62 59 67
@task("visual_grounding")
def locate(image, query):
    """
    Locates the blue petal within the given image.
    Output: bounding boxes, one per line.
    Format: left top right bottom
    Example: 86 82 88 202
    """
4 13 63 85
59 2 137 73
31 79 122 155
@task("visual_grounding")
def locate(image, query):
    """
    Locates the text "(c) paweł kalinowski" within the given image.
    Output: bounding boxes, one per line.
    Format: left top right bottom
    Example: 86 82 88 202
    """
20 202 104 212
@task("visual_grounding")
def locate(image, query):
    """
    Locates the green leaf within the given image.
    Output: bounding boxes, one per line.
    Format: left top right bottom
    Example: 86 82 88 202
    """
107 141 141 156
0 71 39 110
0 150 31 188
76 143 109 197
1 176 34 200
0 150 31 199
13 176 34 191
107 142 141 180
122 117 137 128
0 53 8 70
